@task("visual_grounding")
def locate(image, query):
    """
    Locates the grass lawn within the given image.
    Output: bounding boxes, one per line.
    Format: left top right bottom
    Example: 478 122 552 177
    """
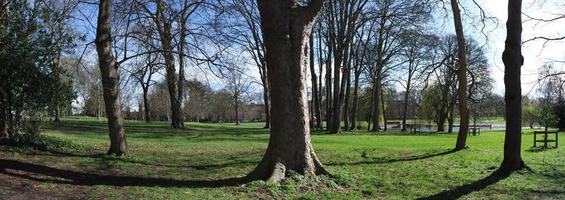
0 117 563 199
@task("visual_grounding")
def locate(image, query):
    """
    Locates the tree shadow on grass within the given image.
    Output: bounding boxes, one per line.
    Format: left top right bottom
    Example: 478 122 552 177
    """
0 159 248 188
14 149 259 171
417 170 510 200
326 149 458 166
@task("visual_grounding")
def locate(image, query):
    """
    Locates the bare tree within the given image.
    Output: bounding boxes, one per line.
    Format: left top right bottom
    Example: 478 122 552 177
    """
225 67 253 125
129 53 161 123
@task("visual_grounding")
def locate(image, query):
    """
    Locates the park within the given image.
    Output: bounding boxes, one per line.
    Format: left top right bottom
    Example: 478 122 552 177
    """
0 0 564 199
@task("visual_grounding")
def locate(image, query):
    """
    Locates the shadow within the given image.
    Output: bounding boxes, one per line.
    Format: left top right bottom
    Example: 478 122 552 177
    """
417 170 510 200
326 149 458 166
526 147 558 152
0 159 248 188
12 149 259 170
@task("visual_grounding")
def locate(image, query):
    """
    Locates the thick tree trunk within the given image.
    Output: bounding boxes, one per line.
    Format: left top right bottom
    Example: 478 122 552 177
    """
247 0 328 182
262 81 270 128
95 0 127 156
500 0 526 172
370 76 381 132
448 109 454 133
350 71 360 130
177 16 187 128
0 95 6 138
309 33 321 129
401 81 411 131
235 96 240 125
381 89 387 131
437 111 446 132
156 0 183 129
450 0 470 150
142 87 151 123
343 66 351 131
325 40 333 130
330 57 342 133
54 106 60 122
317 35 324 129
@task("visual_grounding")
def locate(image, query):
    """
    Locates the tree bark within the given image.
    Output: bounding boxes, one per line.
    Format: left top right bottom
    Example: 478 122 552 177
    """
262 81 270 128
500 0 526 172
142 86 151 123
247 0 328 182
450 0 470 150
235 96 240 125
0 93 6 138
54 106 60 122
343 49 352 131
95 0 127 156
350 70 360 130
309 33 321 129
370 76 381 132
156 0 183 129
437 111 446 132
177 13 187 128
401 80 411 131
381 88 387 131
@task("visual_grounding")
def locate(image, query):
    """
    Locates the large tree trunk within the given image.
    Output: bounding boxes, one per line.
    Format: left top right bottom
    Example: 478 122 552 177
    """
262 80 270 128
343 53 352 131
437 111 446 132
156 0 183 129
381 89 387 131
235 96 240 125
142 86 151 123
325 54 332 129
370 76 381 132
330 57 342 133
247 0 328 182
309 33 321 129
401 82 411 131
95 0 127 156
500 0 526 172
177 14 187 128
0 94 6 138
317 34 324 129
450 0 470 150
54 106 60 122
350 71 360 130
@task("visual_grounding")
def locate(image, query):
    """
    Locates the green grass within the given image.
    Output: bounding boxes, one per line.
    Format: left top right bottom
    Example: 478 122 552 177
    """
0 116 563 199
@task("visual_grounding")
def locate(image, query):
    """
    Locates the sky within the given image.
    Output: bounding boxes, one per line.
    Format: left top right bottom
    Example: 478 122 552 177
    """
72 0 564 107
477 0 564 96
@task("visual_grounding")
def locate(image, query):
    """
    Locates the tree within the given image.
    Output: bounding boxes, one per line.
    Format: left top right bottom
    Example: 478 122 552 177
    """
225 67 253 125
499 0 526 172
129 53 161 123
246 0 329 182
154 0 184 128
0 0 75 140
221 0 271 128
449 0 470 150
95 0 128 156
397 30 436 131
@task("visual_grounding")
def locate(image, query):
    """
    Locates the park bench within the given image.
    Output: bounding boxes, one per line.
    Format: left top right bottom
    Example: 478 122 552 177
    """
533 131 559 148
386 121 401 129
468 127 481 136
407 124 422 133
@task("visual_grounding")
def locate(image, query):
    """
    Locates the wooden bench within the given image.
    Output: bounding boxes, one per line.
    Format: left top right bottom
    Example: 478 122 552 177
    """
468 128 481 136
386 122 401 129
533 131 559 148
406 124 422 133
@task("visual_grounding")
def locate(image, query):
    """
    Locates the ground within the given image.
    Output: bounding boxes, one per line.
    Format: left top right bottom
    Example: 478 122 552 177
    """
0 117 563 199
